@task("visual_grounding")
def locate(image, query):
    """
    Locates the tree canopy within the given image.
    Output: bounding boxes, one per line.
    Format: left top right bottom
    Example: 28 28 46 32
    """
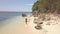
32 0 60 16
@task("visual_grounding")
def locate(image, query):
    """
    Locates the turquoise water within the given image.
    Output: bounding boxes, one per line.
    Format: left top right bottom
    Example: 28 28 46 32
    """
0 12 31 22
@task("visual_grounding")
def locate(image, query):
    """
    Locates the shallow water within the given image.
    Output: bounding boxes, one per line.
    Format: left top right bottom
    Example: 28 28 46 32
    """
0 12 31 22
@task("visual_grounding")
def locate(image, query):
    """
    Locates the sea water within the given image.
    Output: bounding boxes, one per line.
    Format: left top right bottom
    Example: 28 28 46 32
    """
0 12 31 22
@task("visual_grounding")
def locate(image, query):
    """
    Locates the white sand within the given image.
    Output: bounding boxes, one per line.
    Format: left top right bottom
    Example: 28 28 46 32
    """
0 16 46 34
0 16 60 34
0 16 25 34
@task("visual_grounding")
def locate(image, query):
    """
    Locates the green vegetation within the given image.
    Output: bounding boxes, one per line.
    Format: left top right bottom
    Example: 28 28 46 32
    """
32 0 60 16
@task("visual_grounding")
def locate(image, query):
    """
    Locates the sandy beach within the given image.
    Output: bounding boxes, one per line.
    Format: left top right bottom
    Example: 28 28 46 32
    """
0 16 46 34
0 16 60 34
0 0 60 34
0 16 25 34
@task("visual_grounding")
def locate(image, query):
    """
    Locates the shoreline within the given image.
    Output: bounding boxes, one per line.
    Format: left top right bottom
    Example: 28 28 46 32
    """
0 15 47 34
0 15 60 34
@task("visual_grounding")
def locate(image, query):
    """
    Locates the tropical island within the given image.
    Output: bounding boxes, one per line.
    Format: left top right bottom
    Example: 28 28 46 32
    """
0 0 60 34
